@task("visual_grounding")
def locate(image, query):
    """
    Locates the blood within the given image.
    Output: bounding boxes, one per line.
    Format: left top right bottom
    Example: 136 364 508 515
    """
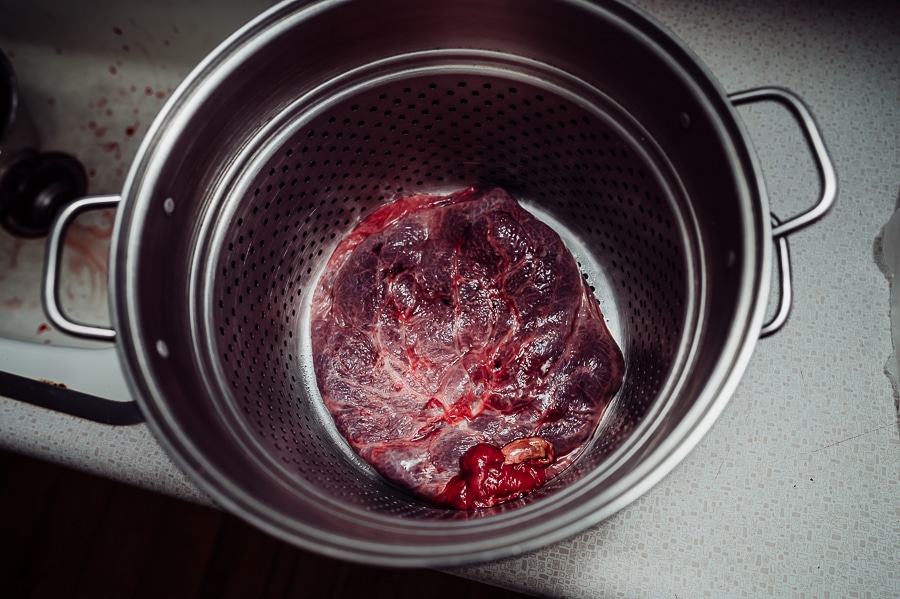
109 66 117 75
0 239 27 284
125 122 139 137
155 91 165 99
70 216 114 240
7 238 26 269
37 323 51 334
144 86 153 96
94 127 107 138
59 215 114 304
103 141 119 152
112 26 123 35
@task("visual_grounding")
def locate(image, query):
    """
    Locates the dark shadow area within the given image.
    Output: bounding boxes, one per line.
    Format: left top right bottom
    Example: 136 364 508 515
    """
0 449 538 599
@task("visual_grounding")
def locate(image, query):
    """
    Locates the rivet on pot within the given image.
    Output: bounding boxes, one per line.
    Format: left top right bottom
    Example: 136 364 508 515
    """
163 197 175 215
156 339 170 358
727 250 737 268
679 112 691 129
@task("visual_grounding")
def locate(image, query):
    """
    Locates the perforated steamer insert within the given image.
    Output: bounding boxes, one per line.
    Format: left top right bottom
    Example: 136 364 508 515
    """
206 55 694 502
43 0 832 567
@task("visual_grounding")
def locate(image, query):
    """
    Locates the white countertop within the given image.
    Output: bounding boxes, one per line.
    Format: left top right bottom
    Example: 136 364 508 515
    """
2 1 898 597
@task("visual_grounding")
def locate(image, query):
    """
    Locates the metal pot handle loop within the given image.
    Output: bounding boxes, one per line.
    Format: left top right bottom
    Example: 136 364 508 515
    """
729 87 837 239
730 87 836 338
760 213 791 338
43 195 120 341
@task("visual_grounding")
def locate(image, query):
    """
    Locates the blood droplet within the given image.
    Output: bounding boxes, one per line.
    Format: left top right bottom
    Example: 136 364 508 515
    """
130 85 137 93
109 65 117 75
37 323 51 334
47 97 55 105
113 26 123 35
163 39 170 46
122 44 130 52
145 86 153 96
95 127 107 138
88 168 97 177
88 121 97 130
103 141 120 152
98 98 108 108
155 91 165 99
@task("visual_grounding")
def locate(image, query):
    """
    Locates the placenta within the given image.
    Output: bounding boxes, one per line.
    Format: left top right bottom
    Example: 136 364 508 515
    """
310 186 624 509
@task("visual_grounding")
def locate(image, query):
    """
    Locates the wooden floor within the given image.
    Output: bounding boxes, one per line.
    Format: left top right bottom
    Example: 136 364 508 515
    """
0 449 536 599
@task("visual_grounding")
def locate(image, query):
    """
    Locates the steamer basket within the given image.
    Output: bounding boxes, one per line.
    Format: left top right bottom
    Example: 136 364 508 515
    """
44 0 835 566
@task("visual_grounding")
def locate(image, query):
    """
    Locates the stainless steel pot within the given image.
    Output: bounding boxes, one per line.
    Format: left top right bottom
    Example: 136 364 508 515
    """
43 0 835 566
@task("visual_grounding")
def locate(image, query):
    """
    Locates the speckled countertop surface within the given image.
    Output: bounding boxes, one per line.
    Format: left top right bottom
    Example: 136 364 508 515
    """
1 1 898 597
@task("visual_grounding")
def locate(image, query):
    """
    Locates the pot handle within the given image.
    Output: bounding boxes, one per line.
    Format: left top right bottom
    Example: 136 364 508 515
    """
729 87 838 239
729 87 837 337
43 194 120 341
760 214 791 338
